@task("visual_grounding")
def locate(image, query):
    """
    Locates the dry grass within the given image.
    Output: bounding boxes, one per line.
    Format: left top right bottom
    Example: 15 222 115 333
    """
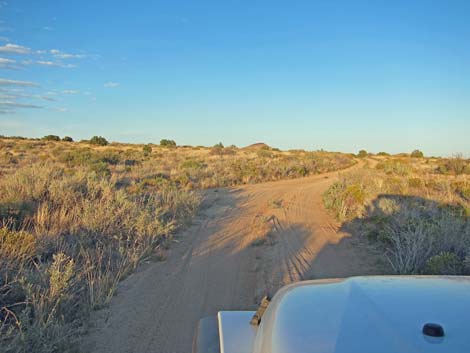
0 137 354 352
324 156 470 275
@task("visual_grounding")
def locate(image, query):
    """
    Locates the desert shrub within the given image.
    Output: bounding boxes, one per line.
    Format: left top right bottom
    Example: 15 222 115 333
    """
180 160 205 170
425 252 463 275
209 145 236 156
213 142 224 148
97 151 121 165
42 135 60 142
323 173 369 221
408 177 424 188
89 161 111 176
160 139 176 147
142 144 152 155
62 136 73 142
376 152 390 156
357 150 368 158
89 136 108 146
257 149 273 158
437 154 469 175
410 149 424 158
376 160 411 176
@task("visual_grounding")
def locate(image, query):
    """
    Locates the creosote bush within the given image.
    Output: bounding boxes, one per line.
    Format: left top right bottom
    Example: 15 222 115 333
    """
410 149 424 158
42 135 61 142
357 149 368 158
89 136 108 146
160 139 176 147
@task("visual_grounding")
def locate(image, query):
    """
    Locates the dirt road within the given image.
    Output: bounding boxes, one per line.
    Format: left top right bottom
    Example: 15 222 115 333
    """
86 167 379 353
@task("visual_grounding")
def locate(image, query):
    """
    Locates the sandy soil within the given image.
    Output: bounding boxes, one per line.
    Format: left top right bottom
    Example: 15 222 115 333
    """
85 165 380 353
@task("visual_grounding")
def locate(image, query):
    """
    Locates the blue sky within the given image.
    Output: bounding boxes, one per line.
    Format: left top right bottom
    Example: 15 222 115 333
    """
0 0 469 155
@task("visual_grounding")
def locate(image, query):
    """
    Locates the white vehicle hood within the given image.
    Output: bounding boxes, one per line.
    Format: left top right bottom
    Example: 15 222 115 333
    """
252 276 470 353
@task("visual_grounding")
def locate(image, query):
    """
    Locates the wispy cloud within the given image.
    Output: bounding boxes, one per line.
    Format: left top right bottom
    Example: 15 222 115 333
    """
0 93 15 99
52 107 68 112
0 36 8 42
0 57 18 69
50 49 86 59
0 78 38 87
104 82 119 88
0 101 43 109
38 95 56 101
0 43 31 54
0 88 57 101
62 89 80 94
0 57 14 64
36 60 76 68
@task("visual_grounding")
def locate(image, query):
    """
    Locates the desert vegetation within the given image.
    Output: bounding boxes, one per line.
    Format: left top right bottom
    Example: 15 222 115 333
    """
324 155 470 275
0 136 354 353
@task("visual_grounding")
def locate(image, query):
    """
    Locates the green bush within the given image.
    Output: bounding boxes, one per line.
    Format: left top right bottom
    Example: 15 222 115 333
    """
425 252 463 275
410 149 424 158
437 154 468 175
62 136 73 142
181 160 205 169
89 161 111 176
357 150 368 158
42 135 60 141
160 139 176 147
89 136 109 146
376 152 390 156
142 144 152 155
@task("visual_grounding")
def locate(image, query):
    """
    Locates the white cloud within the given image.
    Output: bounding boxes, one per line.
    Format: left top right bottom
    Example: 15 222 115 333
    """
0 57 17 69
0 89 57 101
0 101 42 109
0 57 14 64
104 82 119 88
36 60 56 66
36 60 76 68
0 43 31 54
0 78 38 87
50 49 86 59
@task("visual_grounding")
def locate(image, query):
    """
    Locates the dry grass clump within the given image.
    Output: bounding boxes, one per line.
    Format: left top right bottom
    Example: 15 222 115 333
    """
0 163 199 353
323 157 470 275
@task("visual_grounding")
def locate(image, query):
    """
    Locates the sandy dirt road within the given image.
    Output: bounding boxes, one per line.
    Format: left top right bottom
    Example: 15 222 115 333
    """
86 166 380 353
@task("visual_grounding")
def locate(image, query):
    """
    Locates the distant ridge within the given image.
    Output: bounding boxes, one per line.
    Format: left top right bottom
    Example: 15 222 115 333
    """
243 142 270 150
